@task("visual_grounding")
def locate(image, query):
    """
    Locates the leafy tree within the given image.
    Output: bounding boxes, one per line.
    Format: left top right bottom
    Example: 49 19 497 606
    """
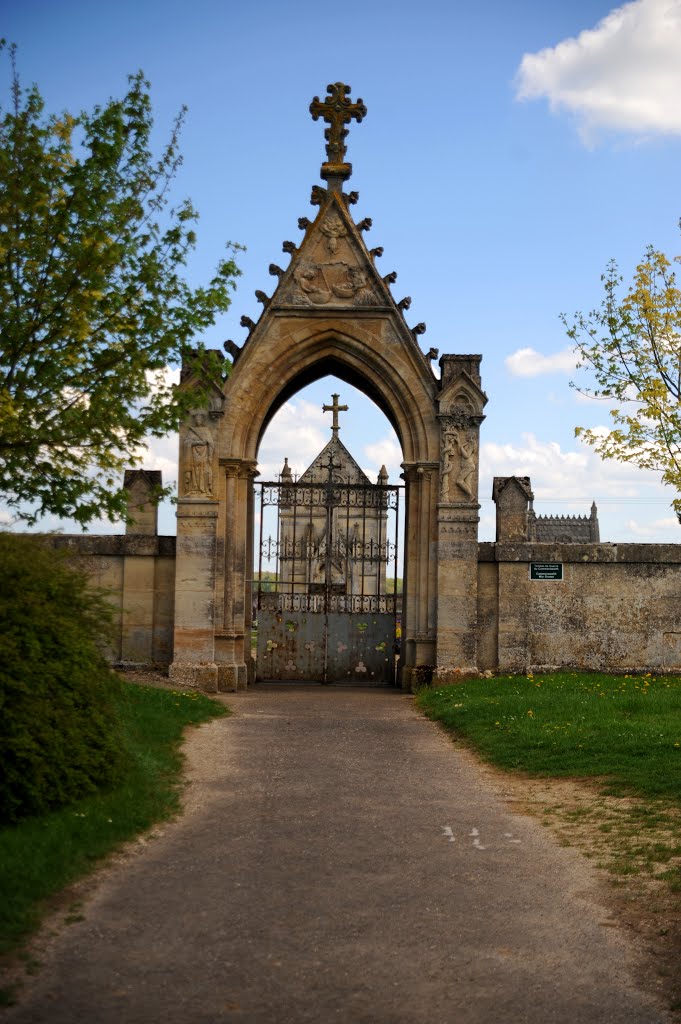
0 44 240 525
566 245 681 518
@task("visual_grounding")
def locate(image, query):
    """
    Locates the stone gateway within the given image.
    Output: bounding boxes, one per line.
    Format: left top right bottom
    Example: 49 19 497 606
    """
47 83 681 689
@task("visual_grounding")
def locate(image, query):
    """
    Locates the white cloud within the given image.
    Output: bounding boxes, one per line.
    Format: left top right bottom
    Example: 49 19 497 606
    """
257 398 327 480
515 0 681 142
505 345 578 377
625 515 679 537
135 431 179 484
479 431 679 542
363 435 402 482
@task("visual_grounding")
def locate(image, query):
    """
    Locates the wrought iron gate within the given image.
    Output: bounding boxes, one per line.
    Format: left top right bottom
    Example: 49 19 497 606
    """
254 463 401 684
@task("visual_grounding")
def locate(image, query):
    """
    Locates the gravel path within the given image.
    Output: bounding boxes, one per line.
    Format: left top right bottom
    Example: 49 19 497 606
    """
5 686 669 1023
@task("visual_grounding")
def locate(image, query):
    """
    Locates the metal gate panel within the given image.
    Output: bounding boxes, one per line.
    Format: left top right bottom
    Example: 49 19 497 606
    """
253 455 401 685
326 612 395 683
256 609 325 681
256 609 395 683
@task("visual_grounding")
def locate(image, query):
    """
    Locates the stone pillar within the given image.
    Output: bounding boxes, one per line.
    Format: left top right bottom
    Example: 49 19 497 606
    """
124 469 162 535
434 356 487 675
168 500 219 690
213 459 257 692
120 470 162 665
493 477 534 542
400 462 439 689
169 410 220 691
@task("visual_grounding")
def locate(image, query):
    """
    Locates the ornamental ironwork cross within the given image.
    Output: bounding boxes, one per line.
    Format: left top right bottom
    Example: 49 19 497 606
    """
323 393 349 438
321 451 343 484
310 83 367 177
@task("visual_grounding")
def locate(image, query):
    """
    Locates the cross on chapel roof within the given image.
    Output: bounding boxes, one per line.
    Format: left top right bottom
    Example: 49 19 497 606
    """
322 393 349 438
310 82 366 188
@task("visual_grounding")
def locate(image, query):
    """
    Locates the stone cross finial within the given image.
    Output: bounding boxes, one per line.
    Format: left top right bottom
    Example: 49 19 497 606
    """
310 83 367 187
323 393 349 438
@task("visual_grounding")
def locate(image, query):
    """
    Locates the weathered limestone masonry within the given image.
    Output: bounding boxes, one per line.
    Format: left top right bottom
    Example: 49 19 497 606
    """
477 542 681 675
39 83 681 686
46 470 176 666
168 82 486 691
436 355 487 673
476 476 681 676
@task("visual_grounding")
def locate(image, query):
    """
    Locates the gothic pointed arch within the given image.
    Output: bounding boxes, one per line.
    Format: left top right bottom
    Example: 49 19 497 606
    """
169 84 486 691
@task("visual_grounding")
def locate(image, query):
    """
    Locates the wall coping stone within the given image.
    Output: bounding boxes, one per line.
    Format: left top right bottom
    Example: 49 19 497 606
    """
479 541 681 564
40 534 176 557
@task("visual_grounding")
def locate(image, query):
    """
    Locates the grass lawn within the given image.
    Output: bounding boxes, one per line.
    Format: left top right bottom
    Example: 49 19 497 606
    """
417 671 681 898
416 671 681 1012
416 671 681 801
0 681 227 965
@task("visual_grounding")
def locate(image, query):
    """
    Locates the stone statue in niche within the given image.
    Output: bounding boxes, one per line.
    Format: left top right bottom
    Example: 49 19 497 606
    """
455 430 477 499
440 429 477 502
440 433 455 502
183 413 214 497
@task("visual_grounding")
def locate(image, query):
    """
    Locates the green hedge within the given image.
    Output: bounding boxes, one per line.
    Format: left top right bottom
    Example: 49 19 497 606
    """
0 535 126 823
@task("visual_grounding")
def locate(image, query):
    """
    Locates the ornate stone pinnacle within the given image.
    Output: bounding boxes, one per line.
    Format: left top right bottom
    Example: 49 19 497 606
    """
310 83 367 188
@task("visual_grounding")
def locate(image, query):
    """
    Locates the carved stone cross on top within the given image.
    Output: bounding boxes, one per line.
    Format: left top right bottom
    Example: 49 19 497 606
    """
310 83 367 185
323 393 348 438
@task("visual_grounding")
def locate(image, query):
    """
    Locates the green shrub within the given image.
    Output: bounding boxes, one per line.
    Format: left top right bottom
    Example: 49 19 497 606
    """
0 535 127 823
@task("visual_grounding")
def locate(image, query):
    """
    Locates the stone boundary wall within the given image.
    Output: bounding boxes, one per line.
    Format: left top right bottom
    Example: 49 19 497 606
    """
477 542 681 674
44 535 176 667
35 534 681 677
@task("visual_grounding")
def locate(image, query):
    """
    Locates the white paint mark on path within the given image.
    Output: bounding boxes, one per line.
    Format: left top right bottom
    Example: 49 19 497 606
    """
439 828 522 850
470 828 486 850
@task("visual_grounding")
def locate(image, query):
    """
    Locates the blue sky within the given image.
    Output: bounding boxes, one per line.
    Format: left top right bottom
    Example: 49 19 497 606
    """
4 0 681 541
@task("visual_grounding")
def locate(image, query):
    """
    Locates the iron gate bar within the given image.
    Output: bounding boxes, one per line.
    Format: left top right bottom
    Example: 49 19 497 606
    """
254 473 402 683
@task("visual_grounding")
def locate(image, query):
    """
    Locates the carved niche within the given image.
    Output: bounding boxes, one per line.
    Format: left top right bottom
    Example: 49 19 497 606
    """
439 424 478 503
437 373 487 505
180 412 216 499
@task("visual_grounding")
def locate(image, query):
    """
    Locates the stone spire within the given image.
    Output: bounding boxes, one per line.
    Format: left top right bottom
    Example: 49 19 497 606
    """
310 83 367 191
